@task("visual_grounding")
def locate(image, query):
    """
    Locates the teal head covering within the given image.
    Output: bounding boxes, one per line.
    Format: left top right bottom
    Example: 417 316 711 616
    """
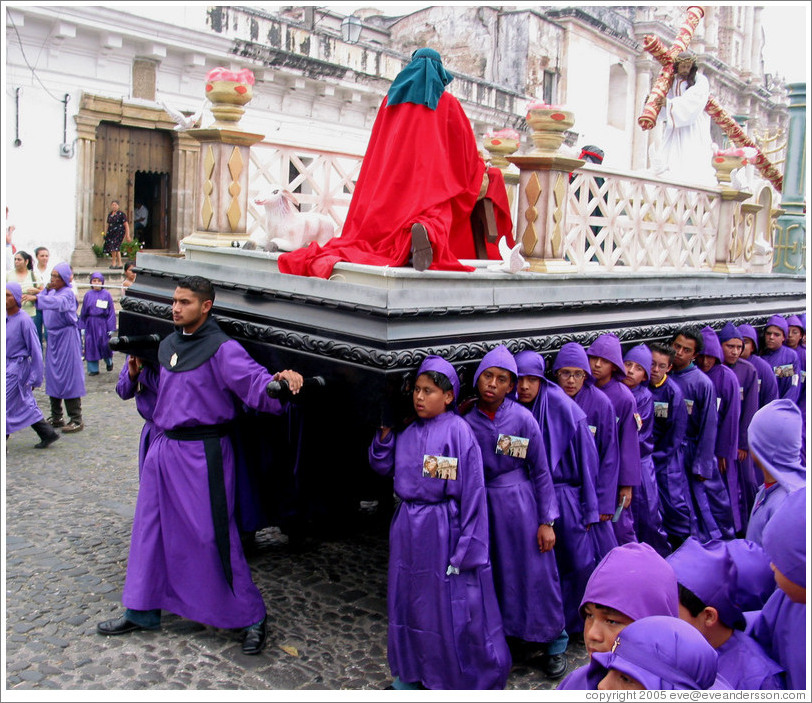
386 48 453 110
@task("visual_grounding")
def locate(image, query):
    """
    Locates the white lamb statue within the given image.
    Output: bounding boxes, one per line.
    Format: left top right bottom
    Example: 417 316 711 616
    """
244 188 336 252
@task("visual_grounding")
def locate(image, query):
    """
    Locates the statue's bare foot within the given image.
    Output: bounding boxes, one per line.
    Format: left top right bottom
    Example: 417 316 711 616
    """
410 223 433 272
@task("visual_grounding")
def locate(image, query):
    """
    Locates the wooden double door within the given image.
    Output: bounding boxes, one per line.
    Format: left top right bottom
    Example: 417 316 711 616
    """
93 123 172 250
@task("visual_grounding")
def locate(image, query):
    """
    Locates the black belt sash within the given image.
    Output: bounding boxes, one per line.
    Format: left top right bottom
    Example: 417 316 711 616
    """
164 423 234 592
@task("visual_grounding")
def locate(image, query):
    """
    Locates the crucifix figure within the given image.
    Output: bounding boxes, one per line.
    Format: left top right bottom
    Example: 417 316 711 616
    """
639 6 783 191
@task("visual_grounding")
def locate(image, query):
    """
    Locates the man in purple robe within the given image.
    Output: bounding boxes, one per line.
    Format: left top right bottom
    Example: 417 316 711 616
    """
22 262 85 433
592 616 724 690
668 538 783 689
552 343 619 561
648 343 695 550
745 399 805 546
751 488 806 690
739 323 779 409
718 323 761 524
785 314 806 465
462 345 565 679
669 328 733 541
5 282 60 448
697 327 742 533
115 356 160 479
515 350 599 638
622 344 669 556
760 315 800 404
557 542 680 690
97 276 304 656
79 271 117 375
586 334 641 546
369 355 511 689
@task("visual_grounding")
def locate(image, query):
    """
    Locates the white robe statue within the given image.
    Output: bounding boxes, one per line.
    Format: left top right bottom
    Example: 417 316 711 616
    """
656 72 716 187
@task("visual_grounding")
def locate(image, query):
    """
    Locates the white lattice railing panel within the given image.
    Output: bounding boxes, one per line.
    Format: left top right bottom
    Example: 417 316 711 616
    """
566 169 719 272
247 142 363 238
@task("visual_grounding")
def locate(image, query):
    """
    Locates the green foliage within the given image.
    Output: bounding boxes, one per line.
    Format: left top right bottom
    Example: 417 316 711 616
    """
92 243 107 259
120 239 144 258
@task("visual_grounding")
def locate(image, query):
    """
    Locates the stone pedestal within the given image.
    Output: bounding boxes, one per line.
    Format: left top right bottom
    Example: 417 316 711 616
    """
712 188 751 273
506 154 584 272
181 129 264 247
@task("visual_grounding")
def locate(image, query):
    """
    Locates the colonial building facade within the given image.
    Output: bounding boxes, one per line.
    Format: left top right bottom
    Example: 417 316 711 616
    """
4 5 791 266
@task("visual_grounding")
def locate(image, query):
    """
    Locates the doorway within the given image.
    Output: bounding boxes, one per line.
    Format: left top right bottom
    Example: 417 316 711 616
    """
134 171 170 249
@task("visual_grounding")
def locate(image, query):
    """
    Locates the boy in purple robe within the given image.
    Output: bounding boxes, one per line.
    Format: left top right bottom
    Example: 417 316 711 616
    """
760 315 800 404
648 343 695 549
461 345 566 679
96 276 304 656
718 323 761 523
5 282 60 448
745 399 805 546
668 538 783 689
751 488 806 690
558 542 680 690
79 271 117 375
515 350 599 638
115 355 160 478
553 342 619 561
697 326 742 533
22 262 85 433
369 355 511 690
739 323 779 408
592 616 724 690
622 344 669 556
669 327 733 541
586 334 641 546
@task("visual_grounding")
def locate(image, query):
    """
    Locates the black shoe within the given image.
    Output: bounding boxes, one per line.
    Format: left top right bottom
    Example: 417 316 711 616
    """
410 223 433 272
539 652 568 680
242 616 267 655
106 363 114 372
47 416 65 428
97 615 153 636
89 371 99 376
34 433 60 449
62 421 84 433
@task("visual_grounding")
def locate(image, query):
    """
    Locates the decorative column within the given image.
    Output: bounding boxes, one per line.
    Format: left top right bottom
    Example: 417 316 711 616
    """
711 148 751 273
483 128 520 211
181 68 264 248
773 83 806 274
71 113 101 267
506 104 583 272
738 201 763 271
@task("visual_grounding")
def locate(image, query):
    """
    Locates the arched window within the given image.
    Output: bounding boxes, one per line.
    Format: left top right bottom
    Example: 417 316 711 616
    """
608 63 627 129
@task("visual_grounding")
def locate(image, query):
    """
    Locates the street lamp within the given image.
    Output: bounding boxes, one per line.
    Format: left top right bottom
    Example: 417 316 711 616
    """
341 15 362 44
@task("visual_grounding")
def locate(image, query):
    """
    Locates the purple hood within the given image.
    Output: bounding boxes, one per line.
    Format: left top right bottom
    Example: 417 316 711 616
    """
417 355 460 402
762 487 806 588
748 399 805 493
586 333 627 380
700 326 723 364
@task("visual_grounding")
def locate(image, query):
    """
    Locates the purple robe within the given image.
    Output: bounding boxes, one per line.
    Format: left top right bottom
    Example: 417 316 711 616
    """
553 343 619 560
726 358 760 521
35 284 86 400
558 542 679 690
700 328 742 532
122 336 287 629
79 284 117 362
369 409 511 689
5 308 46 433
739 324 780 408
515 350 599 634
649 375 696 540
761 345 801 404
628 381 670 556
669 363 733 540
745 399 805 546
717 630 783 690
463 345 563 644
116 358 160 477
725 539 776 614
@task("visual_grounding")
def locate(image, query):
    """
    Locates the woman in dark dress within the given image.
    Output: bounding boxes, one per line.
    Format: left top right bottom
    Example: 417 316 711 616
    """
104 200 130 269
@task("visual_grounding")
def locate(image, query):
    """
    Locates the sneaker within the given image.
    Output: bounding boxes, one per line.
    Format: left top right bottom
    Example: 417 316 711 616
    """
62 421 84 433
47 416 65 428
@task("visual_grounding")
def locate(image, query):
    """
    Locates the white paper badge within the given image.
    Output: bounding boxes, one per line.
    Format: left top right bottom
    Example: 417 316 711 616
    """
170 353 178 367
95 299 109 309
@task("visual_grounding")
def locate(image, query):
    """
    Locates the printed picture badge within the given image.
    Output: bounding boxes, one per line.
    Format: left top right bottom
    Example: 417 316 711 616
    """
633 413 642 431
588 425 597 437
775 364 794 379
170 352 178 368
495 434 529 459
653 402 669 419
684 398 695 415
422 454 458 481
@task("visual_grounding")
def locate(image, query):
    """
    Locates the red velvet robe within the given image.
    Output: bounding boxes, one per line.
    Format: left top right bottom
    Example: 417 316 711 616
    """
278 93 513 278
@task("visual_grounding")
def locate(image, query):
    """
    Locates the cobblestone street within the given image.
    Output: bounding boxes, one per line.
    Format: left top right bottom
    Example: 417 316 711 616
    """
4 353 588 696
